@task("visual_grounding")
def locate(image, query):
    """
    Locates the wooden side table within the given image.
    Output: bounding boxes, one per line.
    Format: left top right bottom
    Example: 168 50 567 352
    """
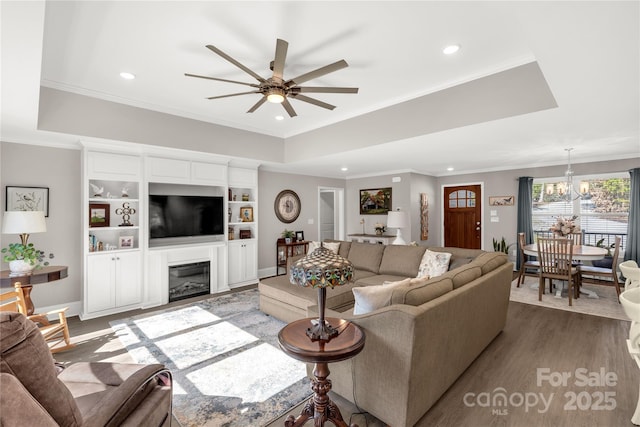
276 239 310 276
0 266 68 315
278 317 365 427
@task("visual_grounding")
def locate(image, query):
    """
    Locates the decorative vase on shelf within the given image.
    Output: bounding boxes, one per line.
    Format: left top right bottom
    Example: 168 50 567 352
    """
375 230 383 236
9 260 35 276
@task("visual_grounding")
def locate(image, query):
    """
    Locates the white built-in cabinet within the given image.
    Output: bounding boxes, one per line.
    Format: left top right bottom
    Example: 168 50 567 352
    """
81 144 259 318
86 251 141 313
227 168 258 287
228 240 257 285
82 150 143 319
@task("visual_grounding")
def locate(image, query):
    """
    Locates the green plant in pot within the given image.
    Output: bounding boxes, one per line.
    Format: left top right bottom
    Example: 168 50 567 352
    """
492 237 514 255
1 242 54 275
281 229 295 244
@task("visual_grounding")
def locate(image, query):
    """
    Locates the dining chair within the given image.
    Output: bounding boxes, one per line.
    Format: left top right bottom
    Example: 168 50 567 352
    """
620 260 640 291
0 286 74 353
517 232 539 286
578 236 621 302
537 238 581 306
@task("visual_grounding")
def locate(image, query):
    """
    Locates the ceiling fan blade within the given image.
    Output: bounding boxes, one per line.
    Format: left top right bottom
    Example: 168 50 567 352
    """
206 91 260 100
281 98 297 117
290 86 359 94
285 59 348 86
185 73 260 88
272 39 288 81
206 44 266 83
247 96 267 113
290 94 336 110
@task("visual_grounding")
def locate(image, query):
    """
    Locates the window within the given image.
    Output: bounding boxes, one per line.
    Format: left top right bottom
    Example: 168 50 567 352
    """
532 173 630 245
448 190 476 208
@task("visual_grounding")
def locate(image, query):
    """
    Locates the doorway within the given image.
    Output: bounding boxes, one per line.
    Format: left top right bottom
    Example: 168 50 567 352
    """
318 187 345 241
443 184 483 249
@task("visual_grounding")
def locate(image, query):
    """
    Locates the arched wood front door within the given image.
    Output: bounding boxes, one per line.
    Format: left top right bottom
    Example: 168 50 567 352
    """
444 185 482 249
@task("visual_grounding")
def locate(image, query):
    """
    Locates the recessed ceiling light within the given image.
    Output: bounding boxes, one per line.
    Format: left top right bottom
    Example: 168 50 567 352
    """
119 72 136 80
275 115 284 121
442 45 460 55
447 167 454 171
341 167 348 172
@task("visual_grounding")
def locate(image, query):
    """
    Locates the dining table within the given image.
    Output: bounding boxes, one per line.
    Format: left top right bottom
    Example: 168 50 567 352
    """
522 243 608 298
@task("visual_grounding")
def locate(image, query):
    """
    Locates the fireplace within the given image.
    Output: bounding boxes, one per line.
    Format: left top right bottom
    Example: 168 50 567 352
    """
168 261 210 302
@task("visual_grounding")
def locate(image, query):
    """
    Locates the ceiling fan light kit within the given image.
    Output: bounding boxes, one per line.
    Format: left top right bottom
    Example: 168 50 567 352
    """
186 38 358 117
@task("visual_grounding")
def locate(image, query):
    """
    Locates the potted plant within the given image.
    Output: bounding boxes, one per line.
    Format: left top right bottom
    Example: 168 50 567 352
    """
492 237 513 255
281 229 295 244
591 238 615 268
1 242 54 275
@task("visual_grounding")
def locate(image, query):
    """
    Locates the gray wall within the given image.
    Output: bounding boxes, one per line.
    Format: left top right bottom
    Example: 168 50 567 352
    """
0 141 82 308
2 140 636 310
436 157 639 252
257 170 345 271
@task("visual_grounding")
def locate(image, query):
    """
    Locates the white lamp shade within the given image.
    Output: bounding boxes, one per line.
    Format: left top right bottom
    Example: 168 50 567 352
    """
2 211 47 234
387 211 409 229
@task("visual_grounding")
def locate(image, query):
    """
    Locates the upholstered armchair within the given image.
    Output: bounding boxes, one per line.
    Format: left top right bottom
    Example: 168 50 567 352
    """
0 312 172 426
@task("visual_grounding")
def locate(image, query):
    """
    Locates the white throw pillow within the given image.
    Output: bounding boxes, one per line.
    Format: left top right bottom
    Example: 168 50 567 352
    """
416 250 452 279
352 278 412 315
307 241 340 255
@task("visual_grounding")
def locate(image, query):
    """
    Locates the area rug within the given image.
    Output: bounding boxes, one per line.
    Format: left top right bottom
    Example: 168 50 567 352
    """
109 289 310 426
510 276 628 321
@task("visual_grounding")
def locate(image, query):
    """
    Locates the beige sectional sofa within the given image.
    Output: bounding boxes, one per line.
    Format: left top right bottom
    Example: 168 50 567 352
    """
258 240 513 427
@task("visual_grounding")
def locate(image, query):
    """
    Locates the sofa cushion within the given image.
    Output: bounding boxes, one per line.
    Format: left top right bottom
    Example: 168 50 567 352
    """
347 242 385 274
393 276 454 306
447 264 483 289
327 239 351 258
354 274 414 287
352 278 412 315
307 241 340 255
448 255 475 271
259 276 360 312
417 250 452 278
471 252 508 274
378 245 427 277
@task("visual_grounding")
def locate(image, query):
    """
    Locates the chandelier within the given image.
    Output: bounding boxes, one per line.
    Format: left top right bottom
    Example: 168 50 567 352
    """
545 148 589 201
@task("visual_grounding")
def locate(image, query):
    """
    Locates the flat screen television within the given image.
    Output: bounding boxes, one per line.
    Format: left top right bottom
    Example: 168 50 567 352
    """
149 195 224 241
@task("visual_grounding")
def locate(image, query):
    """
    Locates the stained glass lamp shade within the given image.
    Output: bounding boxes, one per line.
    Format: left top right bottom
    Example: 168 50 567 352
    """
290 246 354 341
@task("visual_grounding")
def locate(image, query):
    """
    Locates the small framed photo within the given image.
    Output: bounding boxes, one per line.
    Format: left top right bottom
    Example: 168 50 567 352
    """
295 231 305 242
240 206 253 222
6 186 50 217
489 196 515 206
119 235 134 249
89 203 110 227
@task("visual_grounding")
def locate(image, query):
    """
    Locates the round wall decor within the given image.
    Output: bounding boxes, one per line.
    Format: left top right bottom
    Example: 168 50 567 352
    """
274 189 301 223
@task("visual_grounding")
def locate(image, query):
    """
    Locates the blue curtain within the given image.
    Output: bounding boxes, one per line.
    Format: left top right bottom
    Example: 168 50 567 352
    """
625 168 640 263
516 177 534 269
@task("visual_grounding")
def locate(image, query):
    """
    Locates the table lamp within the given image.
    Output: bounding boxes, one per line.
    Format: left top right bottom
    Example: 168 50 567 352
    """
387 210 409 245
2 211 47 245
290 245 354 341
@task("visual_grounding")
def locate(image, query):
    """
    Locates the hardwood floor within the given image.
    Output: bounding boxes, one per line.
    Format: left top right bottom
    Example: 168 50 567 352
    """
270 302 638 427
55 282 637 427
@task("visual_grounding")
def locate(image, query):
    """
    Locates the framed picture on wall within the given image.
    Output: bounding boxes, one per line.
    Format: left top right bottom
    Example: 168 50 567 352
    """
359 187 392 214
489 196 515 206
5 186 50 217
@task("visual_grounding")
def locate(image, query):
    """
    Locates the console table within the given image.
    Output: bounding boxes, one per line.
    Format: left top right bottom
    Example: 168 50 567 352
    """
276 239 309 276
278 317 365 426
348 233 395 245
0 266 68 315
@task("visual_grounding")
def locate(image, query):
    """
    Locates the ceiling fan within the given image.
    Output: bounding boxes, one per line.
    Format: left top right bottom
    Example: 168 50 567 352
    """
185 39 358 117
